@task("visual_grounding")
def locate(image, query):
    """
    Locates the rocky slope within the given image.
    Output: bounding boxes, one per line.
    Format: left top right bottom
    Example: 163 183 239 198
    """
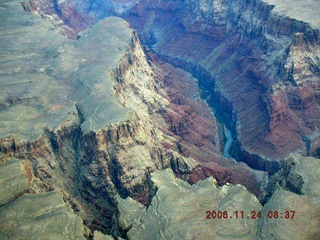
0 190 88 240
117 168 262 239
0 0 265 238
0 0 175 235
116 154 320 239
258 154 320 239
26 0 320 172
115 0 320 172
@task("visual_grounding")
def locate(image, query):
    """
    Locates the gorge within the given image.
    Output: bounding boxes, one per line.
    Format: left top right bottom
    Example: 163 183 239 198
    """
1 0 320 239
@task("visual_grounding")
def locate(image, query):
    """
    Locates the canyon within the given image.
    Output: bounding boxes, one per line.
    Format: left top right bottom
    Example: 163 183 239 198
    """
121 0 320 170
0 0 320 239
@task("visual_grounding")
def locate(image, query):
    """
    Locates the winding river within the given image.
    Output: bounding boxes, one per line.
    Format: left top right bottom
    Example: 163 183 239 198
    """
223 125 233 159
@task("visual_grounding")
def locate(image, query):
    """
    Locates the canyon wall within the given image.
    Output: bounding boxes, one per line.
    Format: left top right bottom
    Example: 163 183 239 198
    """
1 0 320 239
117 0 320 172
0 0 263 238
0 0 189 234
23 0 320 173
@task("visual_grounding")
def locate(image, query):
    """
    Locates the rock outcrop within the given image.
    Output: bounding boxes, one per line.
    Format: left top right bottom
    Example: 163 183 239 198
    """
117 168 262 239
0 191 88 240
258 154 320 239
22 0 94 39
115 154 320 239
1 0 187 235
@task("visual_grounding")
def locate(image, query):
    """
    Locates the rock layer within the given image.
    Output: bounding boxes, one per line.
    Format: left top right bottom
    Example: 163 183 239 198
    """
118 168 262 240
116 154 320 239
117 0 320 171
1 0 261 237
1 0 320 239
1 0 176 234
0 191 87 240
0 160 29 207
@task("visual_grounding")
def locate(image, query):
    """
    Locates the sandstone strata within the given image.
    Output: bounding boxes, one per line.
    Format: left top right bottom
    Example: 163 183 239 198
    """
1 0 258 237
1 0 320 239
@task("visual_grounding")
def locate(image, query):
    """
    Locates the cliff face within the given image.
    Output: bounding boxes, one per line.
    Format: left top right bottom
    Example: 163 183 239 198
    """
114 0 320 172
0 0 183 234
0 0 264 237
25 0 320 170
2 0 320 239
35 0 320 172
22 0 94 39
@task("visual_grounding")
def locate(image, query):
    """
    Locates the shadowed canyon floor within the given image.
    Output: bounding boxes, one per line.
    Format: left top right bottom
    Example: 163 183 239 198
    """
1 0 320 239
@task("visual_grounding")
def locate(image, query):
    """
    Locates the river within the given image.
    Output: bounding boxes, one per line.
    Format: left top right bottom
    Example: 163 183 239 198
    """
223 125 233 159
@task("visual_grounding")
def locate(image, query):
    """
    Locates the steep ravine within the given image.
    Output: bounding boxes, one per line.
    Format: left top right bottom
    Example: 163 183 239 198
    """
118 0 320 173
145 53 274 173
